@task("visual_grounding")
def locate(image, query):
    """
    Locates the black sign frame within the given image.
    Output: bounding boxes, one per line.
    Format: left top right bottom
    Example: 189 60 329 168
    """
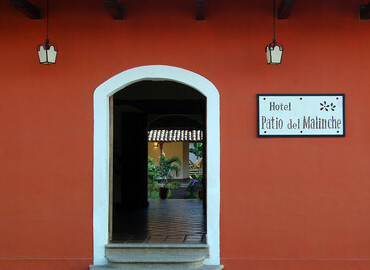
257 94 346 137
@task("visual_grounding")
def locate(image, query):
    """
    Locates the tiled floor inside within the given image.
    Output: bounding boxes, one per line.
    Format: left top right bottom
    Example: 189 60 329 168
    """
112 199 206 244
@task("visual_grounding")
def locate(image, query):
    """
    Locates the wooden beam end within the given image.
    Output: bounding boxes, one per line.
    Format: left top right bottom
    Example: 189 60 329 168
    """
360 3 370 20
277 0 296 20
10 0 41 19
103 0 124 20
195 0 205 20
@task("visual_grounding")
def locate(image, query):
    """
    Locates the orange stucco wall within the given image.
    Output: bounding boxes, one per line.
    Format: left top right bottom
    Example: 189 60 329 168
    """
0 0 369 269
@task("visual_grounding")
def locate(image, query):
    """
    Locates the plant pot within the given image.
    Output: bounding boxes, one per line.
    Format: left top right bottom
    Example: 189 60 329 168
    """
159 187 169 199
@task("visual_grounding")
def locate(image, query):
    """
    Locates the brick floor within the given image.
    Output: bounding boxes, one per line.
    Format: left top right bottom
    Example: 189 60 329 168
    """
112 199 206 244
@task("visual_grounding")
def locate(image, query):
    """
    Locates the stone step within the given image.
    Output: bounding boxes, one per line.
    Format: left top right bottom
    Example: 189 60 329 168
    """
107 254 206 263
105 243 209 258
89 243 223 270
107 254 206 269
90 264 223 270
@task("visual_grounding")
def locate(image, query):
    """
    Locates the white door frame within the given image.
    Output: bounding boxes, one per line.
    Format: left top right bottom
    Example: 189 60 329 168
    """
93 65 220 265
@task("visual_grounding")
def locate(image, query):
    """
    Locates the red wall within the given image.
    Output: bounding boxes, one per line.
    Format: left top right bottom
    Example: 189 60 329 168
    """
0 0 369 269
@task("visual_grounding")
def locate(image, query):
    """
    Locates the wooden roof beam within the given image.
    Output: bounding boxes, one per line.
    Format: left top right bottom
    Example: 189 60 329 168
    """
103 0 124 20
10 0 41 19
195 0 205 20
360 2 370 20
278 0 296 20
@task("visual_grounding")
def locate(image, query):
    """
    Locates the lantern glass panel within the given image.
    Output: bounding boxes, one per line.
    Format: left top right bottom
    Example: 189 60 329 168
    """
47 46 57 64
38 46 47 64
266 46 271 64
266 45 283 65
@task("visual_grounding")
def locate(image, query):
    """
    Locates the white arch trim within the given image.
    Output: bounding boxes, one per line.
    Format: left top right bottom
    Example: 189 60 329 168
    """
93 65 220 265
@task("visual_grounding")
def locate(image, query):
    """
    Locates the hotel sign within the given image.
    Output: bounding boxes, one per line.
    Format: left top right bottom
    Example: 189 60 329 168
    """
257 94 345 137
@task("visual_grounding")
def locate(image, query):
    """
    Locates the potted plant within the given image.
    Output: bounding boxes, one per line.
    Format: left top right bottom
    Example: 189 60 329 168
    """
157 153 181 199
148 157 159 198
186 174 203 199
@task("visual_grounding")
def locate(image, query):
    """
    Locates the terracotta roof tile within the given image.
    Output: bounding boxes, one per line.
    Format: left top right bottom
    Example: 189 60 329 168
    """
148 130 203 142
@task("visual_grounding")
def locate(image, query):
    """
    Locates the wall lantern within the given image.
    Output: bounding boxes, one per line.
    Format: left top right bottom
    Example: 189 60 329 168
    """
265 0 283 64
153 142 159 148
37 0 57 64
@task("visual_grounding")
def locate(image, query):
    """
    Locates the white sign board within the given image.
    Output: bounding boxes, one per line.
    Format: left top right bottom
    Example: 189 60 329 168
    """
257 94 345 137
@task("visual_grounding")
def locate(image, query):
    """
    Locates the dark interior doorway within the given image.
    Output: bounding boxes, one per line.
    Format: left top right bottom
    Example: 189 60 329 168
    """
111 81 206 243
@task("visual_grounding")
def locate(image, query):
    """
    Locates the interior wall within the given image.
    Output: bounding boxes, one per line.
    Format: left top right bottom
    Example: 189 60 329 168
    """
148 142 162 163
0 0 369 269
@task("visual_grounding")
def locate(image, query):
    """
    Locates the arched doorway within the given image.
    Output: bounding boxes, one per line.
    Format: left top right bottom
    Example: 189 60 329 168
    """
93 65 220 265
111 81 207 243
